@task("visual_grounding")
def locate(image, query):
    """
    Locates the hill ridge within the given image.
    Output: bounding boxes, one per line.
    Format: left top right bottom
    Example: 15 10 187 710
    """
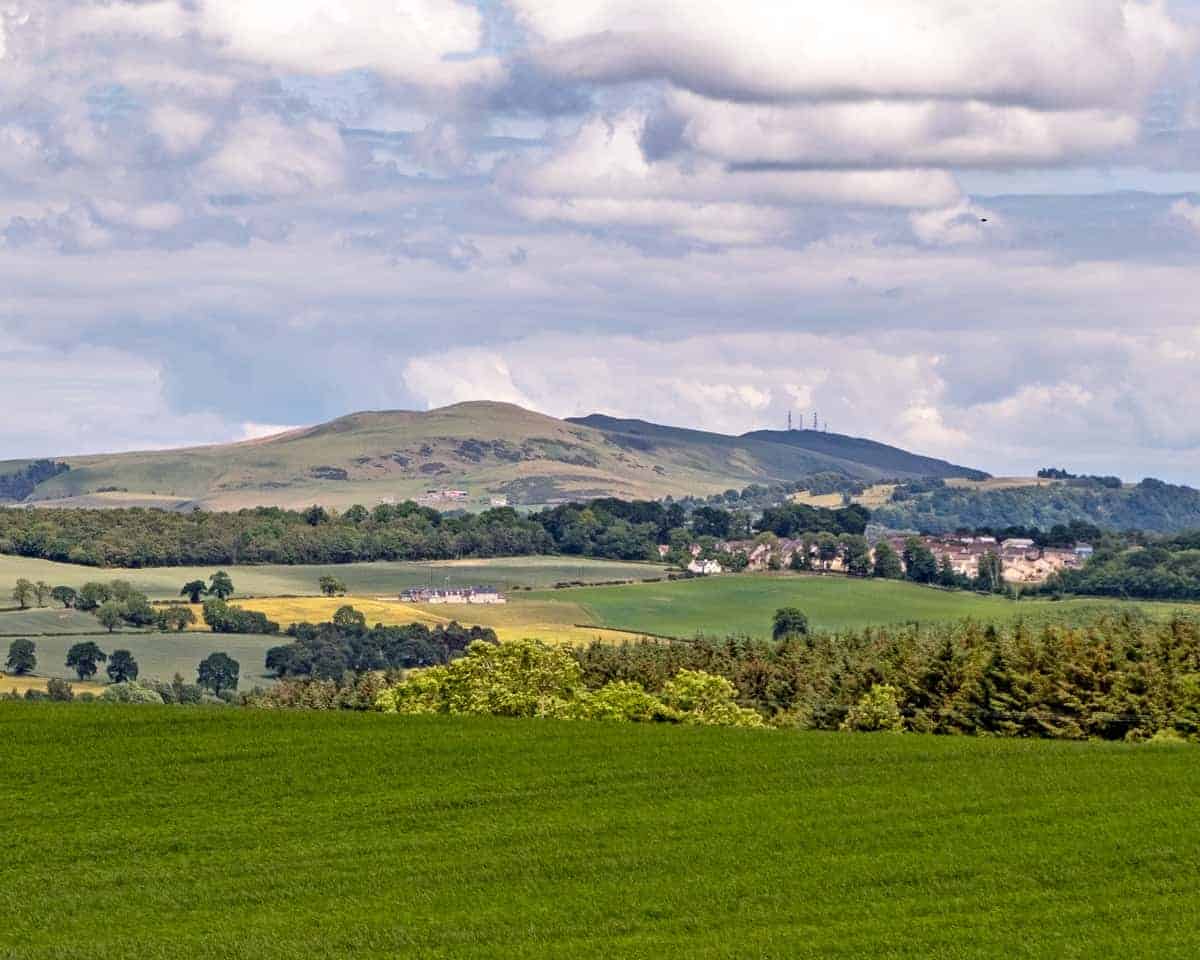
0 402 988 511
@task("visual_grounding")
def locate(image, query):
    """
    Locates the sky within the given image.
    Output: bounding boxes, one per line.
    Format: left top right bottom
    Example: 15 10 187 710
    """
3 1 1200 481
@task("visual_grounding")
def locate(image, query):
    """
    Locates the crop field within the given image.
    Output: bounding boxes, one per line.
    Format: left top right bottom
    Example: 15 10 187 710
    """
0 675 104 697
549 574 1192 639
227 596 631 645
8 634 282 690
0 606 109 635
0 555 669 601
0 707 1196 959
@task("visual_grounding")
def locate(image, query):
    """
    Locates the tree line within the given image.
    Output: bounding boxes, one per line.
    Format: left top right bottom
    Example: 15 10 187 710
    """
0 498 873 568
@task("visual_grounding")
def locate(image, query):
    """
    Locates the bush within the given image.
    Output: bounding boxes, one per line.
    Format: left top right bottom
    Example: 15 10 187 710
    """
46 678 74 702
841 685 905 733
100 682 165 705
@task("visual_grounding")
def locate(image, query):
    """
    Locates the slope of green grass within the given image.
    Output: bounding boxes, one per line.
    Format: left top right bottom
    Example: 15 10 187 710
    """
0 555 668 601
0 606 106 635
0 708 1196 959
556 574 1191 638
5 634 281 690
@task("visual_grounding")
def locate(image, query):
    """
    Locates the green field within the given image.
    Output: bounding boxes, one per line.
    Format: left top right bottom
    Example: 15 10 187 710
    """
554 574 1189 638
0 555 669 601
0 605 108 635
5 634 281 690
0 707 1196 959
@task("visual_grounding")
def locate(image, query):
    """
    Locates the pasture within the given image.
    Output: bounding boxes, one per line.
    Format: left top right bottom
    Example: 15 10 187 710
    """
0 707 1196 959
4 634 282 691
550 574 1186 638
0 555 669 600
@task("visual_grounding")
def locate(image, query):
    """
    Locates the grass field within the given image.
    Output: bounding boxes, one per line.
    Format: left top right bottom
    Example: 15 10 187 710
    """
6 634 282 690
0 707 1196 959
550 574 1192 638
0 555 669 601
0 606 109 635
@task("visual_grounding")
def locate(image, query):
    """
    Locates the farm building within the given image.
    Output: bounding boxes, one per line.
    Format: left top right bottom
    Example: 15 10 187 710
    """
400 586 507 604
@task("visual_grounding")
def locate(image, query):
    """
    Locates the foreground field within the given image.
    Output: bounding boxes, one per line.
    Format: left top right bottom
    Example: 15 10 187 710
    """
551 574 1186 638
0 708 1196 959
0 555 669 600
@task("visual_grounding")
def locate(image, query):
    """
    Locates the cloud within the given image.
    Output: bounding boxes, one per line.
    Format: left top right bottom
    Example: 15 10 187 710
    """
197 113 346 197
503 111 962 242
198 0 500 88
668 92 1141 169
513 0 1190 109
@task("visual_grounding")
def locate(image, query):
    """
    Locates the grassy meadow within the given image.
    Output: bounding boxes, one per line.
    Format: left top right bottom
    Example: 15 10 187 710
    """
550 574 1188 638
0 555 669 600
0 707 1196 959
4 633 284 691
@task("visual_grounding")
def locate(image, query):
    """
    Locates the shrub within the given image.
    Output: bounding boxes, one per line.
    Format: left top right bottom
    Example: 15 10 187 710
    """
841 685 905 733
100 682 165 705
46 678 74 702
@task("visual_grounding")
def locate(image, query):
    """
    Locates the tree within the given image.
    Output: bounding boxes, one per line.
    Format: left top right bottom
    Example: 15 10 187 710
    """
937 555 960 588
318 575 347 597
902 538 938 584
107 649 139 683
76 582 113 612
873 541 903 579
304 505 329 526
207 571 235 601
66 641 107 681
157 606 197 632
197 652 239 694
11 578 34 610
772 607 809 641
332 605 366 632
841 684 905 732
976 551 1004 594
96 602 124 633
50 586 77 609
6 639 36 675
180 580 208 604
344 504 369 524
841 535 872 577
33 581 51 607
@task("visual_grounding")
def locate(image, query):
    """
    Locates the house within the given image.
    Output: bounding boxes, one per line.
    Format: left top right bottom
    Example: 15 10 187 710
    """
657 544 672 559
399 586 507 604
488 496 509 507
687 558 723 575
1075 543 1095 559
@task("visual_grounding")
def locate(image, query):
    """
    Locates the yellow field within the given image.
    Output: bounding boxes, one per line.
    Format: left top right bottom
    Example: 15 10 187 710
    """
194 595 637 646
944 476 1060 491
789 491 844 508
0 674 105 697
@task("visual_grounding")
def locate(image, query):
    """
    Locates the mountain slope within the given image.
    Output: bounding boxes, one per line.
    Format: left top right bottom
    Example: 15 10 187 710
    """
0 402 988 510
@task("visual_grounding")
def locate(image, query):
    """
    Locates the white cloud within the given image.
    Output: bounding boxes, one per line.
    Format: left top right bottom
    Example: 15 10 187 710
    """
150 104 216 156
197 113 346 196
514 0 1190 109
1169 198 1200 231
669 91 1141 169
197 0 500 88
504 111 962 241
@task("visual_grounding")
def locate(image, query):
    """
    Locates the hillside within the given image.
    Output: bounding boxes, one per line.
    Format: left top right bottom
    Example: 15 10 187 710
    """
0 402 988 511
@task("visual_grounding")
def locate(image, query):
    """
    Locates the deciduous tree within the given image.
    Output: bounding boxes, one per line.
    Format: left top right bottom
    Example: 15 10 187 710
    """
5 638 36 675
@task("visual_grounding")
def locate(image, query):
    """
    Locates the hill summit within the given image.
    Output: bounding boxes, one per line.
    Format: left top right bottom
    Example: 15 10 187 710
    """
0 401 987 511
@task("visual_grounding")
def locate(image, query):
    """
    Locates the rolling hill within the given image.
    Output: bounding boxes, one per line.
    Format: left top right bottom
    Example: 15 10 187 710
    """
0 401 987 511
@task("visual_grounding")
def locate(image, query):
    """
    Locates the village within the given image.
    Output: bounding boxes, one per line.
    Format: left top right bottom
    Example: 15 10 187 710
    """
672 534 1094 585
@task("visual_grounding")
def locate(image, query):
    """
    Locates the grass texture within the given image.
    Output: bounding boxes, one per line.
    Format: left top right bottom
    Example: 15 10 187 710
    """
0 707 1196 959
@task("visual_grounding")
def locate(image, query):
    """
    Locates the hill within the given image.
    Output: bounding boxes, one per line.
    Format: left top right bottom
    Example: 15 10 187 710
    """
5 708 1197 959
874 476 1200 534
0 402 988 511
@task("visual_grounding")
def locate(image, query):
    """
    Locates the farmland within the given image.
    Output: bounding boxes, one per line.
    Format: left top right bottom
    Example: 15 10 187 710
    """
550 574 1187 638
0 707 1196 959
0 554 670 600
